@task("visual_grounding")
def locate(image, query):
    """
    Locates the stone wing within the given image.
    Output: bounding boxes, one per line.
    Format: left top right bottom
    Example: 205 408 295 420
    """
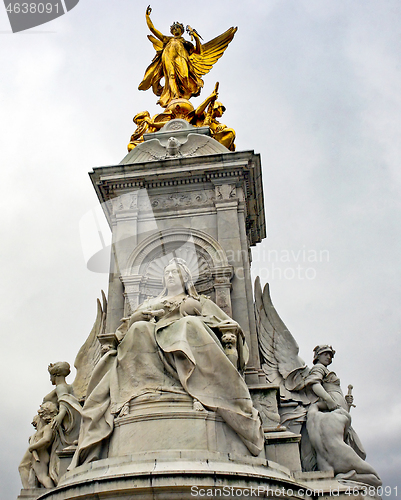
254 277 309 401
179 133 229 156
122 139 167 163
189 27 237 77
72 291 106 401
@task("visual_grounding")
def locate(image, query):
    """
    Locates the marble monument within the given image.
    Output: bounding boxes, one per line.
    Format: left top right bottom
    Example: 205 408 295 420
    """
17 7 382 500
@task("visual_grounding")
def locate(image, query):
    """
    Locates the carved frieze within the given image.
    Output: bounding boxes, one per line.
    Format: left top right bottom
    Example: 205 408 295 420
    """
110 192 139 214
149 189 215 210
215 183 237 201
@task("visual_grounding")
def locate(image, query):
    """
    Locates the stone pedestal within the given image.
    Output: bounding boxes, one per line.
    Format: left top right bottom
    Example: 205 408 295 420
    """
17 489 48 500
249 384 282 430
56 447 76 483
264 431 302 472
31 453 375 500
108 393 252 458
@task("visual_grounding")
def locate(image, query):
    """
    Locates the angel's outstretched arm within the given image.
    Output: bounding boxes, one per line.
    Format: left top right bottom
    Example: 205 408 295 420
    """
193 33 202 54
145 6 165 42
187 26 202 54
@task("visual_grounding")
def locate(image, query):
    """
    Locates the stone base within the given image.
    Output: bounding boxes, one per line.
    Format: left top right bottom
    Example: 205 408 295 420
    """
17 489 51 500
264 431 302 472
39 451 306 499
27 452 379 500
108 392 253 458
56 446 77 482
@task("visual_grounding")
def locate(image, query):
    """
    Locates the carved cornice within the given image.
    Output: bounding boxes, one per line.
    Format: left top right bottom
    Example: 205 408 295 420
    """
149 189 215 210
105 169 246 193
90 150 265 246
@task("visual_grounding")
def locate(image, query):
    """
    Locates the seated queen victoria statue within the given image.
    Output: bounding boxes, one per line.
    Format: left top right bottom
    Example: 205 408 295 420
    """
70 258 264 468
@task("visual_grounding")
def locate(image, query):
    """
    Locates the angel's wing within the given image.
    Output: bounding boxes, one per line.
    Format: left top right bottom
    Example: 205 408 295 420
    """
72 291 107 402
189 27 237 78
147 34 164 53
254 277 310 402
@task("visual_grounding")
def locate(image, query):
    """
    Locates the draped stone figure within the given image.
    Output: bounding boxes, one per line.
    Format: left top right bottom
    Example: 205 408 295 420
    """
19 363 84 489
42 362 82 485
70 258 264 468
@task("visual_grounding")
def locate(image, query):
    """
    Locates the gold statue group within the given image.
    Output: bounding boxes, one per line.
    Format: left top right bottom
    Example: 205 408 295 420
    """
128 6 237 152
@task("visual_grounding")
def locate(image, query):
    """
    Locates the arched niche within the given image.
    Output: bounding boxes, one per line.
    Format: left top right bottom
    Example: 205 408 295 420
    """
120 228 233 316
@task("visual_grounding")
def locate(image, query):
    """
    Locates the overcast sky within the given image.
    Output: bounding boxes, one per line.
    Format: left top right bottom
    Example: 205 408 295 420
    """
1 1 400 499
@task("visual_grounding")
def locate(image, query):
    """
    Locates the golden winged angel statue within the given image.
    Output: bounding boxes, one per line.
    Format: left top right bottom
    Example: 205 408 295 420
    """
138 5 237 108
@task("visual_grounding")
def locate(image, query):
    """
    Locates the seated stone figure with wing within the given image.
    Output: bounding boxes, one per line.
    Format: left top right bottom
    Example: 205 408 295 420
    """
254 277 381 488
